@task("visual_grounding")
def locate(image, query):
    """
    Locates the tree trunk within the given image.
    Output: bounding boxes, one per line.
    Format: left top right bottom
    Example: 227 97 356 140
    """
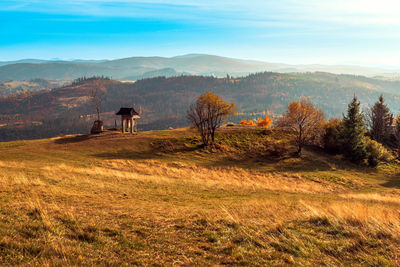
211 129 215 144
200 130 208 146
96 106 101 121
297 126 303 156
296 145 302 157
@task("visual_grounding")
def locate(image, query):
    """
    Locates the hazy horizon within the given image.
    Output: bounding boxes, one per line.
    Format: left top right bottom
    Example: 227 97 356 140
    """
2 1 400 68
2 54 400 71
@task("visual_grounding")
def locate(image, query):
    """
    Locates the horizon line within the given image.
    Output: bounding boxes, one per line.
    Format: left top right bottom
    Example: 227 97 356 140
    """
1 53 400 71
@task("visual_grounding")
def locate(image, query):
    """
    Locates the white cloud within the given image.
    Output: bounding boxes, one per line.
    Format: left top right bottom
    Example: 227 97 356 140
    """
3 0 400 27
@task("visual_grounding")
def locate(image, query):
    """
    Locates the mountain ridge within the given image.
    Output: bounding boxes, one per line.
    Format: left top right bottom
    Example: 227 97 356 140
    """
0 54 399 81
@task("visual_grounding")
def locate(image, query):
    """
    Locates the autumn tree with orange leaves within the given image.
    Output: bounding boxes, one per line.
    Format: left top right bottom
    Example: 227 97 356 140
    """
187 92 236 146
277 98 325 156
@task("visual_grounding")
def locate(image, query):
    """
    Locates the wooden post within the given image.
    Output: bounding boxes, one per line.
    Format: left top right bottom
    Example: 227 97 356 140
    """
121 117 125 133
130 118 134 133
134 118 137 132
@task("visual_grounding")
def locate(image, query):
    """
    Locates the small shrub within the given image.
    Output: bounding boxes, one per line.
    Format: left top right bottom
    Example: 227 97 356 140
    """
365 137 394 166
240 116 273 128
322 118 341 153
240 119 256 126
256 115 273 128
368 155 379 167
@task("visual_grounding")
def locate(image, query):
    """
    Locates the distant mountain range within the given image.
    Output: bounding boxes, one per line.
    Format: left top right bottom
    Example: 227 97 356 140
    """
0 54 399 81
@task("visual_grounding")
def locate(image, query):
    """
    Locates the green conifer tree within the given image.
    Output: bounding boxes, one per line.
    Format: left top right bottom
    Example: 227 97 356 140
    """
340 95 367 164
368 94 392 144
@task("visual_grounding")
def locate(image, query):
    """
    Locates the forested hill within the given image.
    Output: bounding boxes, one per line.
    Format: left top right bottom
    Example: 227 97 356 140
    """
1 71 400 141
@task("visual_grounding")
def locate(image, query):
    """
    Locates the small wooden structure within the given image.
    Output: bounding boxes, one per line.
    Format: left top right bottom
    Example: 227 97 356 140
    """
90 120 104 134
116 107 140 133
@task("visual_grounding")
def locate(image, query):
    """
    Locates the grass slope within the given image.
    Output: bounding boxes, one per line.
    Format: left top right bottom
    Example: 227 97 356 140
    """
1 127 400 265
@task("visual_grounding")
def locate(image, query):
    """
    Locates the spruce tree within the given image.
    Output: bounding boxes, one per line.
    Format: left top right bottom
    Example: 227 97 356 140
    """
394 115 400 146
369 94 392 144
340 95 367 164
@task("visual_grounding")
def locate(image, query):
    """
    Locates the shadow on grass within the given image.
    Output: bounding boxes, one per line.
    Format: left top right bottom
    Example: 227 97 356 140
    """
54 130 124 144
273 158 333 173
280 145 369 173
380 174 400 188
91 140 333 172
88 133 345 173
93 145 202 161
54 134 93 144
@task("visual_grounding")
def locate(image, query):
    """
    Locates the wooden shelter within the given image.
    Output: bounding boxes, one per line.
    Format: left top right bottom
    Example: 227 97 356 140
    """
116 107 140 133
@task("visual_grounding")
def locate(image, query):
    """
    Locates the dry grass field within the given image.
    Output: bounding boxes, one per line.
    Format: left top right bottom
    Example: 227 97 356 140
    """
1 127 400 265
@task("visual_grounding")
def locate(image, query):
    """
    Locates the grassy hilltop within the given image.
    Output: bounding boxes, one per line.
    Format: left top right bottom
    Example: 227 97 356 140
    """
1 127 400 265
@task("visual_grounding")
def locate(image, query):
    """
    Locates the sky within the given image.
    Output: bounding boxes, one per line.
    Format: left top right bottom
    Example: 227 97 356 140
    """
1 0 400 67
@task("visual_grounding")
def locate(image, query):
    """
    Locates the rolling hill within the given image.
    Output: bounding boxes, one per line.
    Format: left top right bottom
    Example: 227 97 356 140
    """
1 71 400 141
0 54 399 81
1 127 400 265
0 79 66 98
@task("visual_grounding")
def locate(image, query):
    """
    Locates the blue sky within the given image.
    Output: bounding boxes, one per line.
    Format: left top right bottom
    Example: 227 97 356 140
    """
1 0 400 67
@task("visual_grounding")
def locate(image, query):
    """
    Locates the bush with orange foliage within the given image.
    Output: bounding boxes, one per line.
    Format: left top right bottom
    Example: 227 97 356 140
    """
241 116 273 127
257 115 273 128
240 119 256 126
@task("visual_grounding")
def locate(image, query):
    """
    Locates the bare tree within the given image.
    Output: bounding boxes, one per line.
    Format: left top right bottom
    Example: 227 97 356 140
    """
89 80 106 121
187 92 236 146
277 98 325 156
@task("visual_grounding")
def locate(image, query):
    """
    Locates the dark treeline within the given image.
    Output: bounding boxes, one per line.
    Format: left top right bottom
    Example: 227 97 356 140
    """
71 76 111 86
